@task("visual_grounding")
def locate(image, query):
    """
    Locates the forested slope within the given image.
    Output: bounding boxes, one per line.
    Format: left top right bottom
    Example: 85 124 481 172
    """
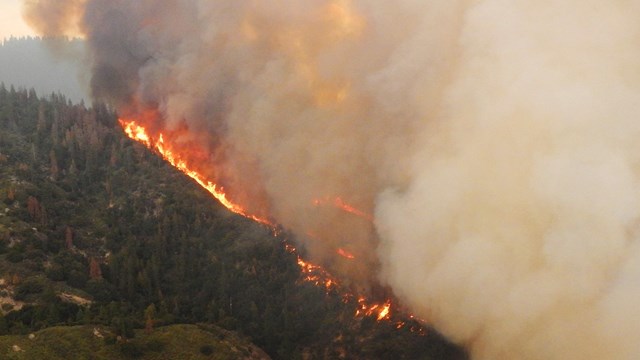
0 85 465 359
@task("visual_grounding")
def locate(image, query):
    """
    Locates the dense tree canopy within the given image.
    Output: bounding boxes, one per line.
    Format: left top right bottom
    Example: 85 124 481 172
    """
0 85 465 359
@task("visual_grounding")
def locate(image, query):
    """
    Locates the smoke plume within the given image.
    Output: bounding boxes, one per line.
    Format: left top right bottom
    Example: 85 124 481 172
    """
24 0 640 358
22 0 85 38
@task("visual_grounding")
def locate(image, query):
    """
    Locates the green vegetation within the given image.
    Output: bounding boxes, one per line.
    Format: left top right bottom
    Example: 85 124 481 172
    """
0 324 266 359
0 85 466 359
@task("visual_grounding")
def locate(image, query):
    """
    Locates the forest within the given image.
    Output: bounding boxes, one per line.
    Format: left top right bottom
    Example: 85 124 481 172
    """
0 85 465 359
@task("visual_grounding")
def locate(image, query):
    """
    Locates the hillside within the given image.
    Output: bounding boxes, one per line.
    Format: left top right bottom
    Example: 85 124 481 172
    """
0 86 466 359
0 324 269 359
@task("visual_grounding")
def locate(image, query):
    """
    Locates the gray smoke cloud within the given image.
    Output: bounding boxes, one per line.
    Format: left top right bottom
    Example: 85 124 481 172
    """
24 1 640 358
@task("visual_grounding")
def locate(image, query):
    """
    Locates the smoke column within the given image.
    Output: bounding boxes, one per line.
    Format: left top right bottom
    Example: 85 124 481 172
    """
24 1 640 358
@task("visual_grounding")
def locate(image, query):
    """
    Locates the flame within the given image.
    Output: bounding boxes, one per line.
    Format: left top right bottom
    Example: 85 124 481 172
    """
288 244 394 323
377 302 391 321
123 121 151 147
297 256 339 292
313 196 374 222
355 297 392 321
120 119 271 225
119 118 416 326
337 248 356 260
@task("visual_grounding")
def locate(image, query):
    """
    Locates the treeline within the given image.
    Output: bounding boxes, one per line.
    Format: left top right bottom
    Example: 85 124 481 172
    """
0 85 464 359
0 37 87 104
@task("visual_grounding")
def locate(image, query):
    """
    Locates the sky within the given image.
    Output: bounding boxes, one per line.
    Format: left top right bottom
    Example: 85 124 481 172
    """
0 0 88 102
0 0 36 40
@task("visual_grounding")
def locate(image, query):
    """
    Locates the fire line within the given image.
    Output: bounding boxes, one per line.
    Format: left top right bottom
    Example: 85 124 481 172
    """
119 118 425 329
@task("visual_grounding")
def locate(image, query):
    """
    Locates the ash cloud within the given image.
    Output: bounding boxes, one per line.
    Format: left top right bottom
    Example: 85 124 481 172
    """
24 1 640 358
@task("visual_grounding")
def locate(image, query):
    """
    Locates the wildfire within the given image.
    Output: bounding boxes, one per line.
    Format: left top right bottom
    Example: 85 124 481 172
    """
119 118 414 327
337 248 356 260
356 297 392 321
120 119 271 225
283 243 337 291
313 197 374 222
288 244 395 322
124 121 151 147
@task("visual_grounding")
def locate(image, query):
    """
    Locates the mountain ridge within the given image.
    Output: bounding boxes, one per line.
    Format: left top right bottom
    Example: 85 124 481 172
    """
0 85 466 359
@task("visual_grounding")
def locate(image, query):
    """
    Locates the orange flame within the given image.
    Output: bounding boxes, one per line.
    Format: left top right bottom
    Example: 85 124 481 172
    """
285 243 339 292
120 119 271 226
313 197 374 222
119 118 413 326
337 248 356 260
355 297 392 321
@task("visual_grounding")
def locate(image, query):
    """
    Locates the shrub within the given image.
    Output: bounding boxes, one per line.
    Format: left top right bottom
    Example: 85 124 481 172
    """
14 277 45 301
45 264 65 281
119 341 145 358
145 338 166 352
6 250 24 263
103 334 117 345
200 344 214 356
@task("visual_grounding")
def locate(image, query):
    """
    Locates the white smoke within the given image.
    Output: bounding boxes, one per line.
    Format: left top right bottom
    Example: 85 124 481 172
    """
24 1 640 358
375 1 640 358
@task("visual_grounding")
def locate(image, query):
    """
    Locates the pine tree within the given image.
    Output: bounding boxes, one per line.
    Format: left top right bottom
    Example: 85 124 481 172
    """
65 226 74 249
144 304 156 334
89 258 103 280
